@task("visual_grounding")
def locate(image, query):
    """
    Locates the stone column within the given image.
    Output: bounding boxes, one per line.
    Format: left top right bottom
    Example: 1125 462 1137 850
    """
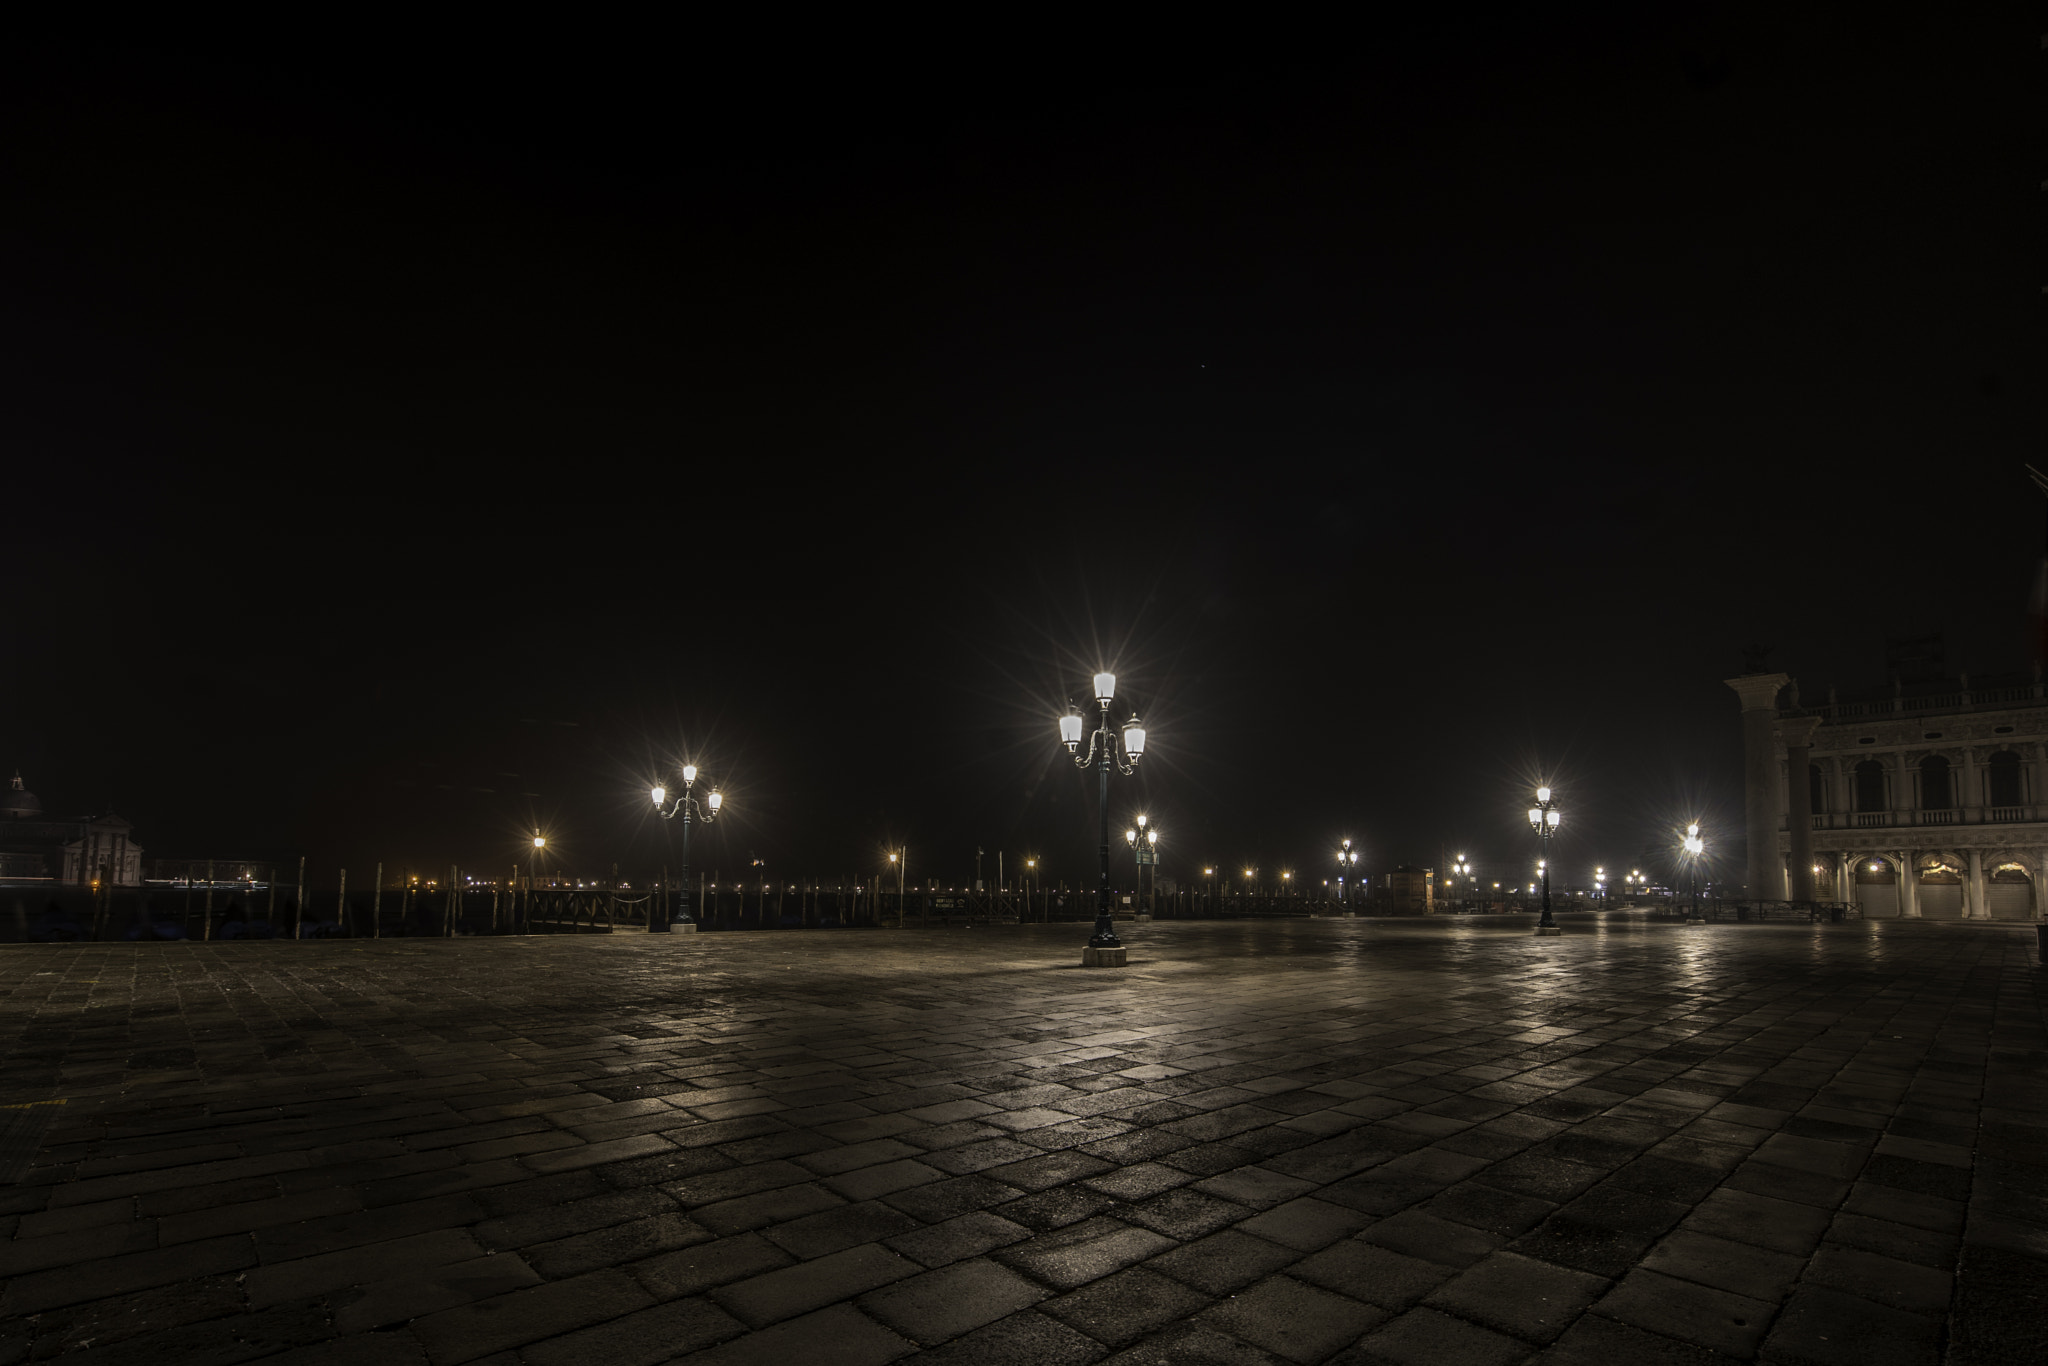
1782 716 1820 901
1901 850 1919 917
1962 748 1980 821
1967 848 1987 919
1727 674 1791 902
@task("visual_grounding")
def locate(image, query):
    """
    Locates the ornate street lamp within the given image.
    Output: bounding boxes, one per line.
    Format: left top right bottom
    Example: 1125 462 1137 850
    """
1125 815 1160 919
651 764 722 932
1682 823 1706 922
1059 672 1145 966
1337 839 1361 907
1527 785 1562 936
1452 853 1472 909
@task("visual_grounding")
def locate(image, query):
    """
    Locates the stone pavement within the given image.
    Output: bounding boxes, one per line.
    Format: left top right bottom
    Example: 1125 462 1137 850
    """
0 915 2042 1366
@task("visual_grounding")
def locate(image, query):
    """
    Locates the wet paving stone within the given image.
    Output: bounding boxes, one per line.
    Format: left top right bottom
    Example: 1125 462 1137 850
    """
0 914 2042 1363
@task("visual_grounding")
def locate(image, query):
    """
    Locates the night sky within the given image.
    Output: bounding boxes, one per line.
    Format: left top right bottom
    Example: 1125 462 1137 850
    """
7 11 2041 894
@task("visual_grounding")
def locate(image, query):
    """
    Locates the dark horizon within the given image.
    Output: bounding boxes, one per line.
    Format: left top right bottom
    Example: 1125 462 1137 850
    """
6 10 2042 893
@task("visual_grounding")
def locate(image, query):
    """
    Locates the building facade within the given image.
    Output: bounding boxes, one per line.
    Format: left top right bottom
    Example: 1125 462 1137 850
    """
0 774 145 886
1729 671 2048 919
1380 865 1436 914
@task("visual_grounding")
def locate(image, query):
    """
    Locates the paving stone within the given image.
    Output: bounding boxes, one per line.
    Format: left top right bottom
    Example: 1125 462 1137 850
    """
1641 1228 1805 1302
671 1303 913 1365
248 1228 487 1307
629 1230 792 1299
1681 1187 1832 1257
712 1242 921 1327
1290 1238 1453 1310
528 1212 713 1278
333 1253 544 1332
1801 1243 1953 1316
0 1232 258 1315
1040 1265 1210 1347
1120 1186 1250 1239
473 1187 674 1250
1422 1249 1607 1344
897 1307 1108 1365
884 1209 1033 1267
1145 1228 1303 1295
1534 1310 1748 1365
1201 1273 1386 1362
882 1173 1017 1222
1346 1305 1528 1366
859 1256 1049 1344
1594 1268 1774 1359
1361 1209 1505 1268
995 1219 1177 1291
520 1294 745 1366
1236 1196 1374 1251
1761 1283 1943 1366
411 1268 656 1364
760 1198 922 1259
1100 1322 1290 1365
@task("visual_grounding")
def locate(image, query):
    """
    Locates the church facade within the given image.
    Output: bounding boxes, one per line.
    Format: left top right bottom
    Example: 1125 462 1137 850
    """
1729 672 2048 919
0 774 145 886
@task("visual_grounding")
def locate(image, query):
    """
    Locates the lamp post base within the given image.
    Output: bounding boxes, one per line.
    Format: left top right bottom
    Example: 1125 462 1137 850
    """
1081 945 1128 967
1534 925 1563 937
669 921 699 933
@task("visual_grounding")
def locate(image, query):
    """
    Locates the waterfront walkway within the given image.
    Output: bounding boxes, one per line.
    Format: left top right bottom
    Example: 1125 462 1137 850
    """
0 915 2041 1364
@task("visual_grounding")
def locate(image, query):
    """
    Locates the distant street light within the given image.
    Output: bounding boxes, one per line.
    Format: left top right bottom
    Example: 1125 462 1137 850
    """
1453 853 1472 908
1059 673 1146 966
1682 823 1706 922
1527 785 1562 936
1125 815 1160 919
652 764 722 932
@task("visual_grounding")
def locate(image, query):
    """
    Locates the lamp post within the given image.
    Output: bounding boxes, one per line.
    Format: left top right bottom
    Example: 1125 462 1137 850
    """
1204 866 1215 918
651 765 722 933
1594 867 1607 903
888 850 905 926
1125 815 1159 920
1453 854 1472 910
1682 823 1706 922
1059 673 1145 966
527 833 545 932
1338 839 1360 911
1528 785 1562 935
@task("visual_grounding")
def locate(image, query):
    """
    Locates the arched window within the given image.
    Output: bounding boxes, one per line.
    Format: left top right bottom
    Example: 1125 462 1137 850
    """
1919 755 1952 810
1809 764 1825 814
1854 759 1887 813
1988 750 2023 807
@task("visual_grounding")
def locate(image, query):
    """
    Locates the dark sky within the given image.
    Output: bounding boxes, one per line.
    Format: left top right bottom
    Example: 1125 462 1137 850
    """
6 9 2041 893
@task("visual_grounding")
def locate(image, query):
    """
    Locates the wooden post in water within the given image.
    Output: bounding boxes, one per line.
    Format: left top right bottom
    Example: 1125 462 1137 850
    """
372 863 382 938
447 865 458 936
266 866 276 922
337 867 347 936
294 856 306 939
203 858 215 940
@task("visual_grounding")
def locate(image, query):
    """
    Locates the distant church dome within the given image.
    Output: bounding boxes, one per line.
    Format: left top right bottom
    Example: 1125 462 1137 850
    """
3 772 42 819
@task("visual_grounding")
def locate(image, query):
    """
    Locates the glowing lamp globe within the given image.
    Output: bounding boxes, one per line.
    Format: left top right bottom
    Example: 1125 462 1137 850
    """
1121 715 1146 757
682 764 697 783
1528 807 1543 828
650 786 666 807
707 789 723 811
1546 809 1561 828
1058 709 1084 747
1093 672 1116 702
